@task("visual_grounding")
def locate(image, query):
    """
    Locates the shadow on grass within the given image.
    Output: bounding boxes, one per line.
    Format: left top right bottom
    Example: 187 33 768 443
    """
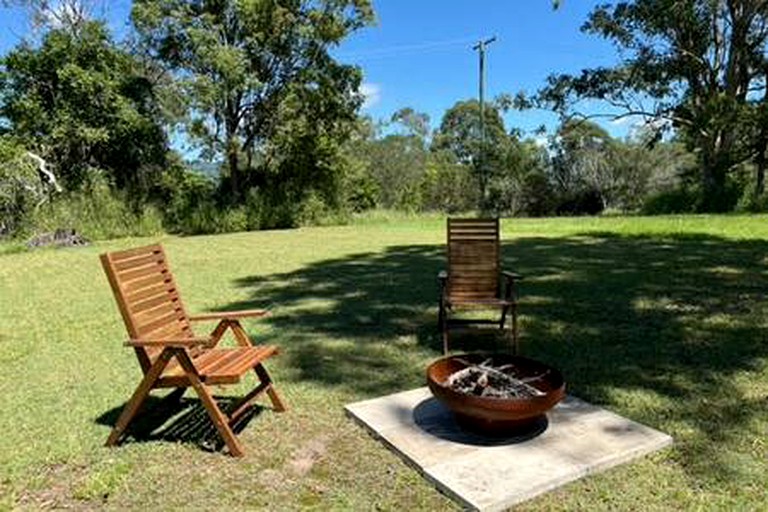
221 230 768 482
96 392 262 454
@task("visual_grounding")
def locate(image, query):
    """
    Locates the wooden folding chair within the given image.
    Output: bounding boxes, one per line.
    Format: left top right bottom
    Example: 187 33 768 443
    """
100 243 286 457
438 218 522 354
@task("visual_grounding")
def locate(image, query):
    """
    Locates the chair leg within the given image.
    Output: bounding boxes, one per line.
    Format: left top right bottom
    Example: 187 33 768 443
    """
174 349 245 457
229 320 286 412
439 302 450 355
441 317 449 356
106 349 173 447
511 307 519 355
255 364 286 412
229 320 287 413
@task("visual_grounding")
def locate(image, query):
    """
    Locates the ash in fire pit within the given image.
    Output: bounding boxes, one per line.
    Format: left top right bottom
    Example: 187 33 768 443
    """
446 358 547 399
427 353 565 437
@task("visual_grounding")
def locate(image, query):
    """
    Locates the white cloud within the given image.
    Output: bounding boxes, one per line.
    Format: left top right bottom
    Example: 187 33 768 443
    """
360 83 381 110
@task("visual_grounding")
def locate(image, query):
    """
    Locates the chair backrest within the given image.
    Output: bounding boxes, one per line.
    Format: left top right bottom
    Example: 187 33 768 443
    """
100 244 193 371
446 218 500 300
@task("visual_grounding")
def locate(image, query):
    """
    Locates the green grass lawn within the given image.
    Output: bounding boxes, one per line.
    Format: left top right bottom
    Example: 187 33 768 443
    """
1 214 767 510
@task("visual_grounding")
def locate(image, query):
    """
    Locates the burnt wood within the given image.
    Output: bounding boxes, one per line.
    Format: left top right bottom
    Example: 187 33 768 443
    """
438 218 522 354
427 353 565 436
101 243 286 457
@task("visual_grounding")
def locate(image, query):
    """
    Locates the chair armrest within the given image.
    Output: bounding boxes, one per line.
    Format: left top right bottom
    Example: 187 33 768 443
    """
501 270 523 281
125 337 214 348
188 309 270 321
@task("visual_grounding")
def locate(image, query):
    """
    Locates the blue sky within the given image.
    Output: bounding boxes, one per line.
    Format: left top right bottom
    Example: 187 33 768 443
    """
0 1 631 141
336 0 628 139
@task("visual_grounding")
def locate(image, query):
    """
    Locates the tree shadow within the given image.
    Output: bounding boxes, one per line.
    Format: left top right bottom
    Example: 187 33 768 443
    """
220 230 768 482
96 391 262 454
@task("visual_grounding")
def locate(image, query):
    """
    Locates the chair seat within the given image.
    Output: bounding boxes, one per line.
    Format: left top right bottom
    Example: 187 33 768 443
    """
446 296 516 308
161 346 279 385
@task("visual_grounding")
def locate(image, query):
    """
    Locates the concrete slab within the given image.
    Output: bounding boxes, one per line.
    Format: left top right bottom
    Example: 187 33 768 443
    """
345 388 672 511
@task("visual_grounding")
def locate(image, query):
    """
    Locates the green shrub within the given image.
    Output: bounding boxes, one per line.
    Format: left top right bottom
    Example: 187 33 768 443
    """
420 153 477 213
31 183 164 240
296 192 335 226
519 171 556 217
642 187 699 214
735 187 768 213
0 139 41 237
174 202 249 235
160 169 219 234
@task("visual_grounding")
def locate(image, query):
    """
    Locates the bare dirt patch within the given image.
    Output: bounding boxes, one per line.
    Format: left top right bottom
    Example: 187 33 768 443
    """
16 464 94 510
287 435 330 477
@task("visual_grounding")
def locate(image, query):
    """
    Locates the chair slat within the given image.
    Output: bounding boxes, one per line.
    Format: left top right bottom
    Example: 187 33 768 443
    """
145 323 189 342
196 349 247 375
450 269 498 276
451 262 496 269
125 282 176 304
136 311 187 337
108 244 163 262
121 273 173 295
450 280 497 288
132 300 183 326
113 252 166 272
446 217 501 301
130 292 181 315
213 349 261 377
117 264 169 284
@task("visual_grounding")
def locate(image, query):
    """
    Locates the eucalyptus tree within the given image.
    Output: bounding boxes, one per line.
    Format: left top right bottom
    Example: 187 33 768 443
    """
131 0 374 201
537 0 768 211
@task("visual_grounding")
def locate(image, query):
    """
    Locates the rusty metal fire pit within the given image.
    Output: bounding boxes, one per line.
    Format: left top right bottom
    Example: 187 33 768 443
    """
426 353 565 437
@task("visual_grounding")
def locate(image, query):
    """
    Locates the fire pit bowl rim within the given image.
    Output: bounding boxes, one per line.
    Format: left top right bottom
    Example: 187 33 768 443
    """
426 352 566 427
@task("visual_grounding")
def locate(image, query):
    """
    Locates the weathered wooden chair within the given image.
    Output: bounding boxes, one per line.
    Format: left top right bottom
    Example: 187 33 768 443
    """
100 243 285 457
438 218 522 354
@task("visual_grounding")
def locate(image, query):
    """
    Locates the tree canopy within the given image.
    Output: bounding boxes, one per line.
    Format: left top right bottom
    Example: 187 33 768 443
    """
538 0 768 211
0 20 168 197
132 0 374 201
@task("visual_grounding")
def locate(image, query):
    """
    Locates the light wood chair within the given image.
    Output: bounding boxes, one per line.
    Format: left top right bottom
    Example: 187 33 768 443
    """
100 243 285 457
438 218 522 354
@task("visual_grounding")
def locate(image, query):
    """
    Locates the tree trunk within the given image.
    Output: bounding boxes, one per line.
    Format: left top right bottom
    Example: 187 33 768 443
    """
699 149 729 212
697 126 735 212
228 147 240 201
755 138 766 198
224 94 242 202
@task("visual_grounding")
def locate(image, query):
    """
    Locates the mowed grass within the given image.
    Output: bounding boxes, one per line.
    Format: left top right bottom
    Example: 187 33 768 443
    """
1 214 768 510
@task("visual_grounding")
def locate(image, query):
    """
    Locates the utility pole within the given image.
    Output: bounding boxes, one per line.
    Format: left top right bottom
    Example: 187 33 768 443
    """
473 36 496 211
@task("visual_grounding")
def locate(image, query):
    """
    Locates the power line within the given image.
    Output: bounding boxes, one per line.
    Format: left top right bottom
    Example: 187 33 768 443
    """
335 36 476 60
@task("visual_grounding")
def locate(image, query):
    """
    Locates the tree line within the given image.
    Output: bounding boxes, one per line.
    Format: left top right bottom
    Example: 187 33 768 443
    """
347 103 696 217
1 0 767 240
